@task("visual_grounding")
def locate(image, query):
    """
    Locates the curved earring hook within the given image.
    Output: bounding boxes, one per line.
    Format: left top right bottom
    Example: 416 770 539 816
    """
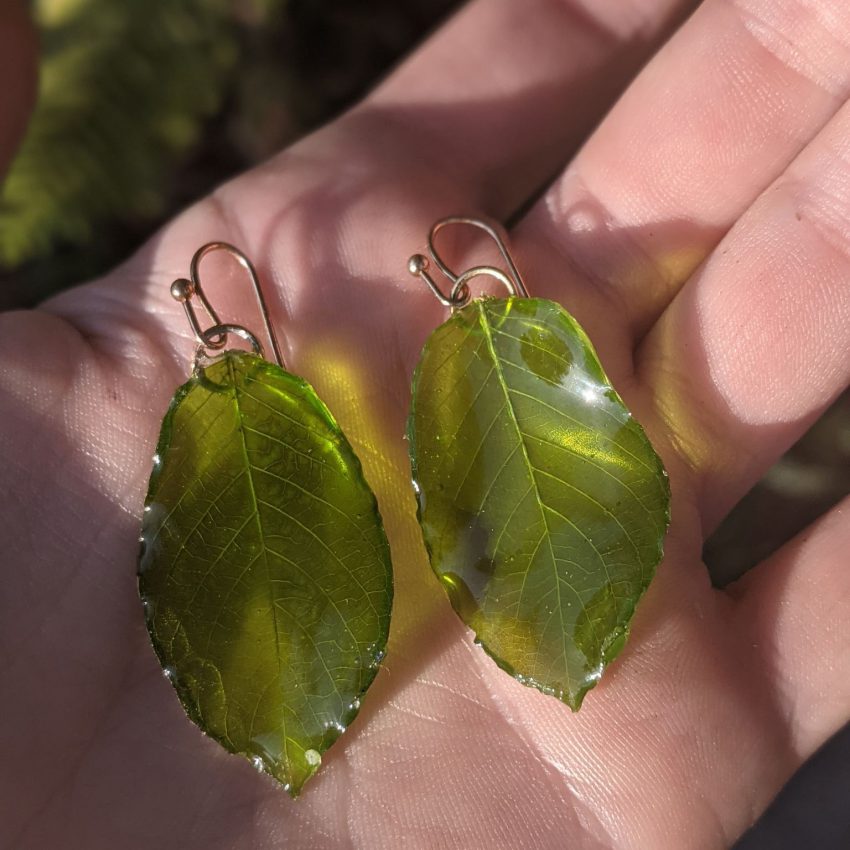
408 216 529 309
171 241 284 368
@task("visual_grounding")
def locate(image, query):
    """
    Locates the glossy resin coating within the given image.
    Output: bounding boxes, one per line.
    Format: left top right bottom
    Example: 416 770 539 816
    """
409 298 669 709
139 351 392 796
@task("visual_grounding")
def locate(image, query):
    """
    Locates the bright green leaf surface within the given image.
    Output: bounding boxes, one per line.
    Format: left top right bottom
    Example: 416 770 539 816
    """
409 298 669 709
139 352 392 796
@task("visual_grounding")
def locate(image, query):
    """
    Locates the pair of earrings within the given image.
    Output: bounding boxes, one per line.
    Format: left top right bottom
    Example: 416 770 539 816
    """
138 218 670 797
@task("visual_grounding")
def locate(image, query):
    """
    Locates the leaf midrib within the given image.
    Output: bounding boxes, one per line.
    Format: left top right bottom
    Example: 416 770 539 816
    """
227 356 290 773
474 302 575 684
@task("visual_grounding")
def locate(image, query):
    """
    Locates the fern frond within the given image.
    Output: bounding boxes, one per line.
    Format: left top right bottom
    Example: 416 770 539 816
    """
0 0 237 267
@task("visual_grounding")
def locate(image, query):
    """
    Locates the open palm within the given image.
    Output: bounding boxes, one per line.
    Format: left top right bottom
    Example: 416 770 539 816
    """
2 0 849 847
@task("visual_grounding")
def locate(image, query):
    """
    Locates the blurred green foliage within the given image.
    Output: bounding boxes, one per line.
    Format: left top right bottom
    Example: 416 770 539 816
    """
0 0 244 267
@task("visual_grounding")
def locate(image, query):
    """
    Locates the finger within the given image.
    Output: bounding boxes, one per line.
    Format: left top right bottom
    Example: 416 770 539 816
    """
0 0 37 176
730 496 850 759
366 0 698 217
638 99 850 531
515 0 850 343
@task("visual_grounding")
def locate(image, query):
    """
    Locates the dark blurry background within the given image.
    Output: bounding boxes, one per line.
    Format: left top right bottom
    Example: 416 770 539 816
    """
2 1 847 846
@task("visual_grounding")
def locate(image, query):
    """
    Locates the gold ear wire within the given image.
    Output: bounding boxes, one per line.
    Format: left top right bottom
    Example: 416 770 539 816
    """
171 242 285 368
408 216 529 309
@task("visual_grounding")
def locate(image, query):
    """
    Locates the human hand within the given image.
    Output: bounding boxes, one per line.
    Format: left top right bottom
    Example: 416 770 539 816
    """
2 0 849 847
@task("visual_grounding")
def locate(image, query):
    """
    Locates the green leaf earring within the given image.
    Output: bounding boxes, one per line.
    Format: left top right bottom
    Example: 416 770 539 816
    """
138 243 393 797
406 217 670 710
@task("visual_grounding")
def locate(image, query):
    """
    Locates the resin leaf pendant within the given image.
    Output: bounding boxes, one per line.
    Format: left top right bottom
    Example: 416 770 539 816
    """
407 220 669 709
138 245 392 797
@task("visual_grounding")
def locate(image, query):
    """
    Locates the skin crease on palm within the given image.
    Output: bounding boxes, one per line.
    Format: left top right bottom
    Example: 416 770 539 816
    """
1 0 850 846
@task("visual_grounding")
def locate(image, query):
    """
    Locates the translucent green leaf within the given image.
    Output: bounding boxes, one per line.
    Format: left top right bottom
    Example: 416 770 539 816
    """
408 298 669 709
138 351 392 797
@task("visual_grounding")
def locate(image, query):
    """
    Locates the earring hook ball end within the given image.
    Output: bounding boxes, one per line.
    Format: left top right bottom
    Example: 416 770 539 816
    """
408 254 429 276
170 278 195 303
